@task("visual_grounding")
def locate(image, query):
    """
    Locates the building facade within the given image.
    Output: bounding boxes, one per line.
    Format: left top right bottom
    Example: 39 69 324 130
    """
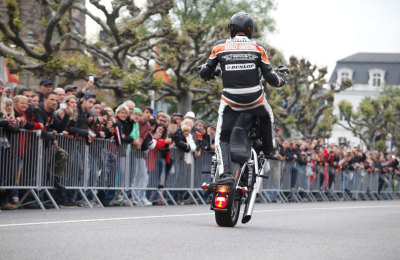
328 53 400 147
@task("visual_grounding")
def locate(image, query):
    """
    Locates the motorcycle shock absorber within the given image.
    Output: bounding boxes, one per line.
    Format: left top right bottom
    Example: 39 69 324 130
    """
247 160 254 187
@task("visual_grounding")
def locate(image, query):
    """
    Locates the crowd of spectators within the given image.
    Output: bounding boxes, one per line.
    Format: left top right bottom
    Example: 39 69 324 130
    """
1 79 399 210
0 79 217 209
273 132 400 198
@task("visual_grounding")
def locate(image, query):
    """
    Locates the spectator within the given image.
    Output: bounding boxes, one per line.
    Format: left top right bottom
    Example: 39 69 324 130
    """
1 97 14 118
3 86 13 98
64 85 77 96
104 107 114 119
58 95 78 139
0 81 17 132
114 105 134 144
129 108 141 146
68 93 97 143
13 95 42 130
149 124 172 200
171 112 183 126
53 88 66 107
172 123 196 204
206 123 216 152
30 93 40 108
93 100 102 119
156 112 168 127
132 106 154 206
123 100 135 119
36 79 53 103
18 88 33 104
184 111 196 124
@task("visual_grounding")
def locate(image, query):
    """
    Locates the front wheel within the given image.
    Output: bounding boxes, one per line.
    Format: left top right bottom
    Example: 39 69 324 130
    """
214 190 241 227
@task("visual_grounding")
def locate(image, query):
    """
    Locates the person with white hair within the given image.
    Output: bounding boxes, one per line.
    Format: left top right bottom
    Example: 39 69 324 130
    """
123 100 135 119
53 87 66 106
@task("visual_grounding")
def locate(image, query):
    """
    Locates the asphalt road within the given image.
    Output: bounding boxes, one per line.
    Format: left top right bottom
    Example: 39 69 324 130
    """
1 201 400 260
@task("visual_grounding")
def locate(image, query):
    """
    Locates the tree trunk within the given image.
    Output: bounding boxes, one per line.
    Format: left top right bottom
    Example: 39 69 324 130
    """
178 90 193 115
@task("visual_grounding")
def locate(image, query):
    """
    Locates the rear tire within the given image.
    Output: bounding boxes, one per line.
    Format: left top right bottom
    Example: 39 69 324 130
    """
214 190 241 227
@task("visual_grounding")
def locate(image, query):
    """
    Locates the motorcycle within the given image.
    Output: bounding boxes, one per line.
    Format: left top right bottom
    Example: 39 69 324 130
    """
202 113 271 227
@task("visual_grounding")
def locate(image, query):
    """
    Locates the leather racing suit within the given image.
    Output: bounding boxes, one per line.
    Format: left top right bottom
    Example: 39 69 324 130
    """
200 35 285 175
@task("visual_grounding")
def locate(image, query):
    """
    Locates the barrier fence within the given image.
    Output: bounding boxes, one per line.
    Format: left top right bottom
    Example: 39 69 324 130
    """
1 128 399 210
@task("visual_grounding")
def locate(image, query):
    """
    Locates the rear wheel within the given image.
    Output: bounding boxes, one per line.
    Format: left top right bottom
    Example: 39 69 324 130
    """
215 189 241 227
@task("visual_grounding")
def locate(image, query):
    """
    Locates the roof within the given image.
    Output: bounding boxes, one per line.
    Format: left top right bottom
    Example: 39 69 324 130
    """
338 53 400 63
329 52 400 84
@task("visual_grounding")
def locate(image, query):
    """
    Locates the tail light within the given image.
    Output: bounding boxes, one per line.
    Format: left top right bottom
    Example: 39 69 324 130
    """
214 195 228 208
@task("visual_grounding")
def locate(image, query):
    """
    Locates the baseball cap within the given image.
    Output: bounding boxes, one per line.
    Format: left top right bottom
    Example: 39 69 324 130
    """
133 107 142 114
184 111 196 119
172 112 183 118
39 79 53 86
64 85 78 92
83 92 96 100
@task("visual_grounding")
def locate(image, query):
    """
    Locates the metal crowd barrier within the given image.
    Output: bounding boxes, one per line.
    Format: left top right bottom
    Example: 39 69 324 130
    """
0 128 399 210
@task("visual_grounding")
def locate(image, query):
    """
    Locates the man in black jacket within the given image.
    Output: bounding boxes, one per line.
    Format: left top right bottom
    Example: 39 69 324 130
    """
35 91 61 147
35 91 69 190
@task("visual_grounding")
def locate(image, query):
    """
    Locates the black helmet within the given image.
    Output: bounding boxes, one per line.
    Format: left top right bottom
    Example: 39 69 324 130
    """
228 12 255 39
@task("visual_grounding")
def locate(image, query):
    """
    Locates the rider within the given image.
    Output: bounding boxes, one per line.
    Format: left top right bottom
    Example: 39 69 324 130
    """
199 11 288 180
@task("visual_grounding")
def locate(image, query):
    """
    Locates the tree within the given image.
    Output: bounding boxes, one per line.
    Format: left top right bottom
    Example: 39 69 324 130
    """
261 54 352 139
338 87 400 152
0 0 174 100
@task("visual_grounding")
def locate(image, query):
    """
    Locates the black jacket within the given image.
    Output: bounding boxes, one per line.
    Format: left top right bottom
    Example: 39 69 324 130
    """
115 117 134 144
172 127 190 152
200 35 285 105
67 103 90 137
35 102 66 141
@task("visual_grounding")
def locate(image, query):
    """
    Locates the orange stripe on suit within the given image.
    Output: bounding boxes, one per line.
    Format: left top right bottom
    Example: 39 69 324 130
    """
221 94 264 109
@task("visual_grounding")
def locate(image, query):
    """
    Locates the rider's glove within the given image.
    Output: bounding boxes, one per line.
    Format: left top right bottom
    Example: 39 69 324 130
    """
199 64 220 81
277 65 290 75
212 68 221 77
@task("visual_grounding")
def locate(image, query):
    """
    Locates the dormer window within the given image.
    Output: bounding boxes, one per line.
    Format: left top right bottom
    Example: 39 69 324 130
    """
368 68 385 87
336 68 353 85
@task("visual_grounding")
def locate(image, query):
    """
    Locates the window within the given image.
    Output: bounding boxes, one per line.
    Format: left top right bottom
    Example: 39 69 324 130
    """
336 68 353 85
368 69 385 87
372 73 382 86
341 71 350 80
338 137 347 145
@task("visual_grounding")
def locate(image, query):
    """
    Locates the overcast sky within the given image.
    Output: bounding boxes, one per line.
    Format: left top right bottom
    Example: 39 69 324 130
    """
86 0 400 78
267 0 400 77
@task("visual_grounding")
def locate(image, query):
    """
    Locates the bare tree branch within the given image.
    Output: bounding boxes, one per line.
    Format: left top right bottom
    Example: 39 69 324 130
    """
0 42 41 68
43 0 75 54
72 3 112 35
0 20 46 60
